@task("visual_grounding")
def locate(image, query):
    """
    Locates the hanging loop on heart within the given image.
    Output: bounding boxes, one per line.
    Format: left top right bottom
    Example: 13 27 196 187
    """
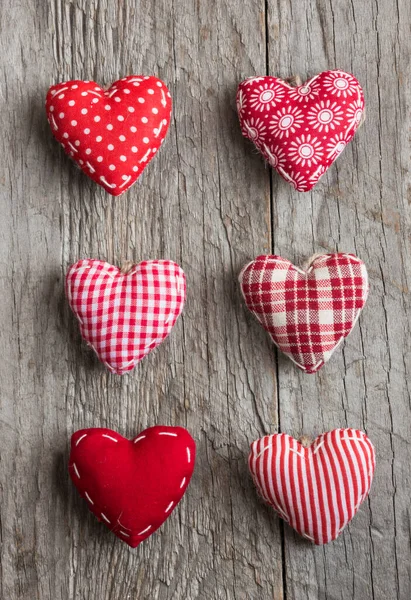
301 253 325 272
284 75 302 87
297 435 313 448
120 260 135 275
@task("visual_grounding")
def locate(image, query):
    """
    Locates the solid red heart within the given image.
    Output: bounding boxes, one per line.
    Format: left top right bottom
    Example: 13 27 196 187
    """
66 259 186 374
249 429 375 545
239 253 368 373
46 76 171 195
69 426 196 547
237 70 365 191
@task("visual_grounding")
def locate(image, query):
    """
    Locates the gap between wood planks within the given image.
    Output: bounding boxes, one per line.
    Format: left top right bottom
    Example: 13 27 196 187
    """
263 1 288 598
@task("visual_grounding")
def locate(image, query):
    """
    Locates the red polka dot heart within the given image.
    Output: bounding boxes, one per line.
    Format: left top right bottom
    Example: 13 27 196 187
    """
236 70 365 191
46 76 172 196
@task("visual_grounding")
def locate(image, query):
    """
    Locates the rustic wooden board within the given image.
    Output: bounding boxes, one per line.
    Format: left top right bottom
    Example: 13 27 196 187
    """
0 0 410 598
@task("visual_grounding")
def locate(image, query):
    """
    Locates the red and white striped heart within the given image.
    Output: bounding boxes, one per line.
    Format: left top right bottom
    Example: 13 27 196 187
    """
249 429 375 545
236 70 364 191
69 426 196 547
239 253 369 373
66 259 186 374
46 76 171 196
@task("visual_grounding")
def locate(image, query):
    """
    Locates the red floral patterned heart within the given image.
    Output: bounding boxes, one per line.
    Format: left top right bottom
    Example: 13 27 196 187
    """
66 259 186 374
46 76 171 195
69 426 196 547
249 429 375 545
239 253 368 373
236 70 364 191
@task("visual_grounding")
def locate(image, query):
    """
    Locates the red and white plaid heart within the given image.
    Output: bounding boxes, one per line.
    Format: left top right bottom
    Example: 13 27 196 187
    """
236 70 364 191
66 259 186 374
249 429 375 545
46 76 171 195
239 253 368 373
69 426 196 547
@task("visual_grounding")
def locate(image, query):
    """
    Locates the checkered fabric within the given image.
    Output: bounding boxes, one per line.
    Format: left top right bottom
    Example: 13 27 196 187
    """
236 70 365 191
66 259 186 374
239 253 368 373
249 429 375 545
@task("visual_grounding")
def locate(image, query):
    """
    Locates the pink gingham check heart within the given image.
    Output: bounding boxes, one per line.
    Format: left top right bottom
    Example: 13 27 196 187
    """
66 259 186 374
239 253 368 373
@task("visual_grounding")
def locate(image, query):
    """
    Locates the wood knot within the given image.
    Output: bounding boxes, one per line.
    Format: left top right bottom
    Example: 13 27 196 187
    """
298 435 313 448
285 75 302 87
120 260 135 275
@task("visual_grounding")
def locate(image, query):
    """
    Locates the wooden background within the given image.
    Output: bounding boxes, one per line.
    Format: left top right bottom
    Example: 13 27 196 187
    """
1 0 410 598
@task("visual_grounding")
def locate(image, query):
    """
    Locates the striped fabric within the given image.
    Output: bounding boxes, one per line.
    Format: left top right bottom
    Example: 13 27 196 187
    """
249 429 375 545
239 253 369 373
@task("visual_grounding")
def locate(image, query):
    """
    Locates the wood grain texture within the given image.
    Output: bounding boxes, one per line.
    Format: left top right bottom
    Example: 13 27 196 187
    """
0 0 409 599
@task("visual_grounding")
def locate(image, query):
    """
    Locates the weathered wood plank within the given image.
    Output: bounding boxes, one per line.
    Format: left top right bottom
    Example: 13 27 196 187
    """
1 0 282 599
1 0 410 598
267 1 411 599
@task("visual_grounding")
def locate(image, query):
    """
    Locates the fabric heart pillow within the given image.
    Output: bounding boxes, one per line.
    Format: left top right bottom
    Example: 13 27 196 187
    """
46 76 171 195
237 70 364 191
66 259 186 374
239 253 369 373
249 429 375 545
69 426 196 547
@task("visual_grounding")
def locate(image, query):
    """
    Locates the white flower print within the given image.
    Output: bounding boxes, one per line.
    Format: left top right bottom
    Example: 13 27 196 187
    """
288 134 324 167
326 132 349 159
322 71 357 98
242 117 267 144
249 82 285 112
346 99 364 131
307 99 344 132
269 105 304 139
280 168 309 192
288 78 321 102
262 143 286 169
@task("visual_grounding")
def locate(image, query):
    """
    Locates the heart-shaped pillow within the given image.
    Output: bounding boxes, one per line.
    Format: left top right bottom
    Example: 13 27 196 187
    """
66 259 186 374
249 429 375 545
236 70 364 191
46 76 171 195
69 426 196 547
239 253 368 373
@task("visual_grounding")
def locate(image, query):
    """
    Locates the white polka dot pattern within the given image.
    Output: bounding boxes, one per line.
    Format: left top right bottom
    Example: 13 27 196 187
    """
46 76 172 196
